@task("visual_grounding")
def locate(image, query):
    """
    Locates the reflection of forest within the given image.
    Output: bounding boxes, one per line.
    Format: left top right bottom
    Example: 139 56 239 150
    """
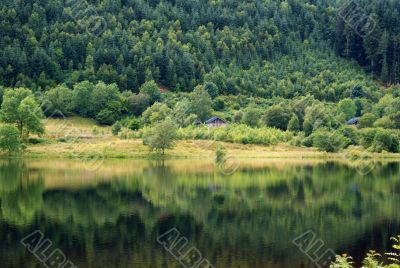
0 160 400 268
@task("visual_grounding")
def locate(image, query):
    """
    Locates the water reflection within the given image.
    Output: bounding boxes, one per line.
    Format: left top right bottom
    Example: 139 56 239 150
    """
0 159 399 267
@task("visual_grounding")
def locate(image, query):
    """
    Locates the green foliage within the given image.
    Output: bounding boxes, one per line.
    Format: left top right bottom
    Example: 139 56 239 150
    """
390 112 400 129
351 85 365 99
125 93 150 116
215 144 227 167
190 86 213 122
112 121 122 136
330 236 400 268
0 125 22 155
371 130 399 153
262 105 291 130
204 82 219 99
139 80 161 104
43 85 73 116
90 82 121 117
142 118 177 154
358 113 377 129
312 130 350 152
1 88 44 138
72 81 94 117
177 124 292 146
96 109 117 125
142 102 172 125
242 107 261 127
337 98 357 121
373 116 395 129
330 254 354 268
128 118 141 131
172 98 192 127
287 114 301 132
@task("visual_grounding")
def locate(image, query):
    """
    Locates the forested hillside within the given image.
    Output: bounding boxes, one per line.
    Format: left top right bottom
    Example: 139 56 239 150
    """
1 0 400 155
1 0 399 95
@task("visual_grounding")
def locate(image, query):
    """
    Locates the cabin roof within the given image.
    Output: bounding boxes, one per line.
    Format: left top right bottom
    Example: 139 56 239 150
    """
346 117 360 125
204 116 226 124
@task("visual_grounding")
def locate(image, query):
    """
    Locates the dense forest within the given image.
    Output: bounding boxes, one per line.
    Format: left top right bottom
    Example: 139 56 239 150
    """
1 0 400 93
1 0 400 154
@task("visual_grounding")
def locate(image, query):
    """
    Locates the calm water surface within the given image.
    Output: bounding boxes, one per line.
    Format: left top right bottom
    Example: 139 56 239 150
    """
0 159 399 268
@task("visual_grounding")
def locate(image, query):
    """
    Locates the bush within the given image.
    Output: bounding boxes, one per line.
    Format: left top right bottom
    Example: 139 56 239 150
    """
0 125 22 155
358 113 377 128
28 137 49 144
340 126 359 145
312 130 351 152
262 105 291 130
142 118 178 154
373 116 394 129
287 114 301 132
215 144 227 166
176 124 292 146
371 129 399 153
96 109 117 125
359 128 378 148
112 121 122 136
128 117 141 131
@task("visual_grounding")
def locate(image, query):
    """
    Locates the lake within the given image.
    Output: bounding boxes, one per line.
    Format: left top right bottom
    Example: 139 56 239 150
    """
0 159 399 268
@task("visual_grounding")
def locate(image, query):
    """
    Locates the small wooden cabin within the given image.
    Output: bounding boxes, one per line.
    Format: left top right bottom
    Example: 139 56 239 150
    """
204 116 227 127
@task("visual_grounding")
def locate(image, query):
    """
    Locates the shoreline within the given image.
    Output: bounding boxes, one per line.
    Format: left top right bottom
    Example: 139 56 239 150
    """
3 139 400 161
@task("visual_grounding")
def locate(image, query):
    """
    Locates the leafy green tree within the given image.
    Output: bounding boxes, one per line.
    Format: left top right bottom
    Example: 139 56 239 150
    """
373 116 394 129
139 80 161 104
111 121 122 136
190 85 213 122
358 113 377 128
262 105 291 130
204 82 219 99
142 118 177 154
287 114 301 132
126 93 150 116
173 98 191 127
242 107 260 127
43 85 73 116
128 117 141 130
312 130 350 152
337 98 357 120
371 130 399 153
0 125 22 155
351 84 365 99
142 102 172 125
90 82 121 116
390 112 400 129
1 88 44 138
72 81 94 116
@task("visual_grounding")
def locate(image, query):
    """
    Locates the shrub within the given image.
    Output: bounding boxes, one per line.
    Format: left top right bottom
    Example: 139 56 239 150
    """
312 130 351 152
112 121 122 136
176 124 292 146
128 117 141 131
373 116 394 129
358 113 377 128
262 105 291 130
139 80 161 104
215 144 227 166
242 108 261 127
371 129 399 153
340 126 359 145
287 114 301 132
359 128 377 149
0 125 22 155
96 109 117 125
142 118 178 154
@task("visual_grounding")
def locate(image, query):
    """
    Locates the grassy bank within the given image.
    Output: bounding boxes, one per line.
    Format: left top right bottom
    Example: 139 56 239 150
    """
3 117 400 160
